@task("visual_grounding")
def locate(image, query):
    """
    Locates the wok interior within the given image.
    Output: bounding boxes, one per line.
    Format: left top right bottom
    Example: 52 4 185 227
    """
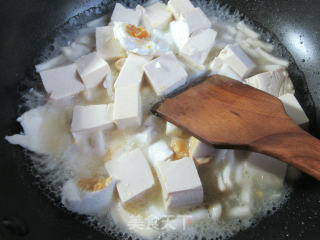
1 0 320 239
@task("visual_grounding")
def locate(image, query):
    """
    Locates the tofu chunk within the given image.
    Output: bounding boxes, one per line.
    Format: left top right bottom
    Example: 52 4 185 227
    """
114 54 151 89
110 3 142 26
209 56 224 73
219 44 256 78
61 177 116 215
147 140 173 167
113 86 142 130
180 8 211 34
132 115 163 145
75 52 111 88
245 69 295 97
170 20 190 50
141 2 173 30
244 152 288 186
180 28 217 66
166 122 183 137
189 136 215 159
156 157 203 211
105 148 155 204
134 127 159 145
96 26 125 60
71 104 114 133
143 54 188 96
40 64 84 100
168 0 195 19
218 64 242 81
279 93 309 129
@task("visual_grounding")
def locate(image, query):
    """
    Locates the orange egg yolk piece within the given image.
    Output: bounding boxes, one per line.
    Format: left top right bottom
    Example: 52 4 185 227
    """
125 24 150 39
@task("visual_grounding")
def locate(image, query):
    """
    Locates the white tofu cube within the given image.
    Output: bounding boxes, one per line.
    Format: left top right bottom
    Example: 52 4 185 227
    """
168 0 195 19
113 86 142 130
170 20 190 50
143 54 188 96
110 3 142 26
245 69 295 97
189 136 215 159
209 56 224 73
132 115 163 145
219 44 256 78
180 28 217 66
209 203 222 221
105 148 155 204
156 157 203 211
71 104 114 133
166 122 183 137
75 52 111 88
114 54 151 89
61 177 116 216
245 152 288 185
218 64 242 81
135 127 159 145
96 26 125 60
141 2 173 30
180 8 211 34
279 93 309 129
147 140 173 167
40 64 84 100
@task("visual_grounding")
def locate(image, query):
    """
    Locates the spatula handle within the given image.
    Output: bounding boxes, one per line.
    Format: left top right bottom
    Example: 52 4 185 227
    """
250 126 320 180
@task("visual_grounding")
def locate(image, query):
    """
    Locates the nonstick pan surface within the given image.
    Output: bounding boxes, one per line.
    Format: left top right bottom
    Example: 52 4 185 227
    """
0 0 320 239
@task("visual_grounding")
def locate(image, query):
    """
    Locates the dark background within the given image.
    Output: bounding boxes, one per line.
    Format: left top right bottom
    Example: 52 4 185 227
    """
0 0 320 239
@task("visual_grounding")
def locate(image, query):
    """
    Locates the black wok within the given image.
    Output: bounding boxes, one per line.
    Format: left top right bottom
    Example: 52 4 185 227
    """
1 0 320 239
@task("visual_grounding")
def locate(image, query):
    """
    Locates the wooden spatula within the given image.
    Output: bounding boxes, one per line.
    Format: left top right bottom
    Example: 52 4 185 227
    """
152 75 320 180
